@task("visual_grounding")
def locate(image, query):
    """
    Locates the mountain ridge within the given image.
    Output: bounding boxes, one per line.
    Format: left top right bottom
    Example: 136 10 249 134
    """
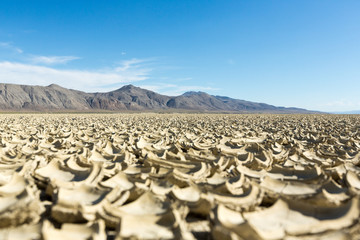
0 83 318 113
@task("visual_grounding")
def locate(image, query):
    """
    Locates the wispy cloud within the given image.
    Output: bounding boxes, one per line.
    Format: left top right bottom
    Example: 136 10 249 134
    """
30 55 80 65
175 77 193 82
114 58 150 71
0 59 152 92
319 99 360 107
227 59 235 65
139 83 219 96
317 99 360 111
0 42 23 53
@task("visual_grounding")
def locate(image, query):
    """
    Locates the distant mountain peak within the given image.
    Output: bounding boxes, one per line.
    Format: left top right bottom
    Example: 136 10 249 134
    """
182 91 208 96
47 83 62 88
119 84 136 90
109 84 138 93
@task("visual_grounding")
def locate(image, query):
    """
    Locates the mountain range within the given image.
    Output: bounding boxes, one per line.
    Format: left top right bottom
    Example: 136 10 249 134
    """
0 83 317 113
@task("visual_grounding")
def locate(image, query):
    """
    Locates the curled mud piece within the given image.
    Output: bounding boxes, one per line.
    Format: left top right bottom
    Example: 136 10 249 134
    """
97 191 172 228
170 185 212 215
243 197 360 239
150 178 174 195
0 173 44 228
0 223 42 240
116 191 170 216
0 173 27 197
211 204 261 240
34 159 104 196
210 183 263 211
236 165 266 179
346 171 360 193
172 162 212 183
42 220 106 240
260 176 322 198
51 184 112 223
115 213 177 239
99 171 134 191
223 173 246 195
321 179 350 205
104 191 178 239
284 231 350 240
265 165 323 182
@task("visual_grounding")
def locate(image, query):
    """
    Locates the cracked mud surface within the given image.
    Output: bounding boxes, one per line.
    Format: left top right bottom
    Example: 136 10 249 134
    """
0 114 360 239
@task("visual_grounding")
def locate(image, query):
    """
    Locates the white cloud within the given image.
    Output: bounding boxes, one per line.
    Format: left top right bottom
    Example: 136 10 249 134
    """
0 42 23 53
0 59 152 92
30 55 80 65
139 83 219 96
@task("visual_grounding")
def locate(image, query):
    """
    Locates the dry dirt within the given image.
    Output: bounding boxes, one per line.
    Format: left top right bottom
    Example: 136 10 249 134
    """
0 114 360 239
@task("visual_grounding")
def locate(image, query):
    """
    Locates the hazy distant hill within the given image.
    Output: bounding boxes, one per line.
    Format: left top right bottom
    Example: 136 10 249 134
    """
331 110 360 114
0 83 316 113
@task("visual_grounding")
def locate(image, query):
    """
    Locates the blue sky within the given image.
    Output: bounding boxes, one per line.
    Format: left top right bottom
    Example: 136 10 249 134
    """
0 1 359 112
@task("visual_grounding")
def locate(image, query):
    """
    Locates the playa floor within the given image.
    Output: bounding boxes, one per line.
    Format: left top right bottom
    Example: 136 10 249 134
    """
0 114 360 239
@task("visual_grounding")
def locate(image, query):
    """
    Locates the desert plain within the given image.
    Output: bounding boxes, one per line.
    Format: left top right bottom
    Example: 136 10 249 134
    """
0 113 360 239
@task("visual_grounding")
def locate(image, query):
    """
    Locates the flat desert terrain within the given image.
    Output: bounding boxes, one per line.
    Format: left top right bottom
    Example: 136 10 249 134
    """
0 114 360 239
